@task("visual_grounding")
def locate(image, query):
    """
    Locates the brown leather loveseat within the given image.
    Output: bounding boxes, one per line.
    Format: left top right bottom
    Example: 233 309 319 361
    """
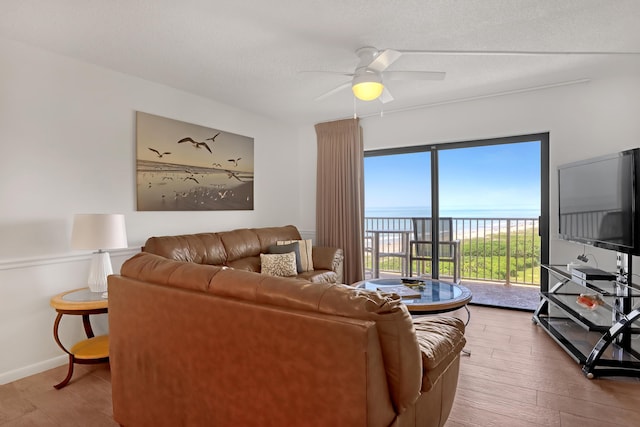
108 250 466 426
142 225 344 284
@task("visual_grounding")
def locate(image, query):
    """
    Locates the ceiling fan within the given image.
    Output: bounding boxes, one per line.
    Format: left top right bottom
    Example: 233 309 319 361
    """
314 46 446 104
313 46 640 103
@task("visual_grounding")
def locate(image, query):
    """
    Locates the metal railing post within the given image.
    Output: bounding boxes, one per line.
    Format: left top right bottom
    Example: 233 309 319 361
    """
505 219 511 285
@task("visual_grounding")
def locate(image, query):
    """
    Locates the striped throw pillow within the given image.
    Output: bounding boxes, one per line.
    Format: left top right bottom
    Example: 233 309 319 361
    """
277 239 314 272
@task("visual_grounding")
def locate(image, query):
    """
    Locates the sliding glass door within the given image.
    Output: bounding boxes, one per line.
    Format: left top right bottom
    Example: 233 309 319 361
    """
364 151 431 279
438 140 544 285
364 134 549 293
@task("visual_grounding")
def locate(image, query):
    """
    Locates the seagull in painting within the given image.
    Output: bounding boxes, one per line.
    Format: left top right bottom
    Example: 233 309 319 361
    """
148 148 171 158
228 158 242 167
225 170 245 182
205 132 221 143
184 176 200 184
218 190 231 199
177 137 212 154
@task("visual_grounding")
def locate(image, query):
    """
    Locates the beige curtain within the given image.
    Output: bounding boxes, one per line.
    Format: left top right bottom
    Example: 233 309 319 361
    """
315 118 364 284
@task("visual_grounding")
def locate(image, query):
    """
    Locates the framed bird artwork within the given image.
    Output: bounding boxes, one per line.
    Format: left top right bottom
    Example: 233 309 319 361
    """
135 111 254 211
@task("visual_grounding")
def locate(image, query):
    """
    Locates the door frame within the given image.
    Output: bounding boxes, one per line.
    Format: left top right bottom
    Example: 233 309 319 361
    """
365 132 549 290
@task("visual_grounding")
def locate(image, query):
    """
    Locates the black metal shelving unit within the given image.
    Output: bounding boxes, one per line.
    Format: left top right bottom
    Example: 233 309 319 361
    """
533 263 640 378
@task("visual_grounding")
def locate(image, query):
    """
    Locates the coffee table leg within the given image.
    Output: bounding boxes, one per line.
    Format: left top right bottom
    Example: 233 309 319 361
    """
461 305 471 356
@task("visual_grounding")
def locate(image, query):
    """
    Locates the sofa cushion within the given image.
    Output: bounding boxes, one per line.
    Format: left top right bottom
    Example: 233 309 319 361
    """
296 269 338 284
268 242 302 273
120 252 225 292
143 233 227 265
227 256 261 272
278 239 314 272
260 252 298 277
220 228 262 262
254 225 302 252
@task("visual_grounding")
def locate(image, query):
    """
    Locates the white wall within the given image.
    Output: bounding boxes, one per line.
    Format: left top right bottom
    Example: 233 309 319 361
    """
0 37 304 383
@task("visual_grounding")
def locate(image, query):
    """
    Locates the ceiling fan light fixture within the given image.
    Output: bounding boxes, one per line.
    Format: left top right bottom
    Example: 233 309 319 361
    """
352 72 383 101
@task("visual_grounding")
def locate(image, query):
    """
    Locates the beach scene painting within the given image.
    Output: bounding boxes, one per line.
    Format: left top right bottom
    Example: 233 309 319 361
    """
136 111 254 211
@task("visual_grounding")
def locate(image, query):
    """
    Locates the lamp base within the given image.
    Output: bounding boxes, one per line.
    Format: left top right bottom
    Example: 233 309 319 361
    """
87 251 113 293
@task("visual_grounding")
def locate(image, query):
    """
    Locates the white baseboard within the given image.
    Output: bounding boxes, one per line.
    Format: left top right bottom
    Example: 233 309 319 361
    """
0 355 68 385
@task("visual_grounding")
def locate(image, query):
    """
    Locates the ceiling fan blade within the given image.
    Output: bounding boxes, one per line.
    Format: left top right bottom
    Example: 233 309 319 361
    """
380 87 394 104
368 49 402 72
298 70 354 77
384 70 446 81
397 49 640 56
315 81 351 101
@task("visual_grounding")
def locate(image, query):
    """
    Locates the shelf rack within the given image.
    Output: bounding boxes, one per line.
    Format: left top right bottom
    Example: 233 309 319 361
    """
533 262 640 379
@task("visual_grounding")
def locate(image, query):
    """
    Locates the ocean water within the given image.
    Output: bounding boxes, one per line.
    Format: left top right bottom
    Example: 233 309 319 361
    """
365 206 540 235
365 206 539 219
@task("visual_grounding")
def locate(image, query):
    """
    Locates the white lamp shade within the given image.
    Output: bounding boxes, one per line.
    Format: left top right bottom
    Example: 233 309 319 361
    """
71 214 128 250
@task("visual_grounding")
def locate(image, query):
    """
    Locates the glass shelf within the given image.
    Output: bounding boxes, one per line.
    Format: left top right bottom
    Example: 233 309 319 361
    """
536 316 640 365
541 292 614 331
545 264 640 297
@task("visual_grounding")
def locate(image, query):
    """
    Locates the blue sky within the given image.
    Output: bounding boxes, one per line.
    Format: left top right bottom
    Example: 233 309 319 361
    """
364 141 541 212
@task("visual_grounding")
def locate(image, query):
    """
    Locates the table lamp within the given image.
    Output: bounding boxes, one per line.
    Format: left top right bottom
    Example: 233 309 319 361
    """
71 214 128 294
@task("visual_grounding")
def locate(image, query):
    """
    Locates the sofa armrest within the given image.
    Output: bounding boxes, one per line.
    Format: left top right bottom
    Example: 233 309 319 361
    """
312 246 344 283
413 316 466 392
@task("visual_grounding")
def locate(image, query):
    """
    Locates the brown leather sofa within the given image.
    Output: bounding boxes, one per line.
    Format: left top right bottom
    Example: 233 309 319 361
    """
108 251 466 427
142 225 344 284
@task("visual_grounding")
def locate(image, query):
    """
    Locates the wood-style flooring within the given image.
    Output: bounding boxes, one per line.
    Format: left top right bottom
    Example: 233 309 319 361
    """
1 305 639 426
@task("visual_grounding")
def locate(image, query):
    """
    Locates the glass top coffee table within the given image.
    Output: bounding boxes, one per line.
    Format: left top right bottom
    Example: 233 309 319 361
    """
356 277 472 323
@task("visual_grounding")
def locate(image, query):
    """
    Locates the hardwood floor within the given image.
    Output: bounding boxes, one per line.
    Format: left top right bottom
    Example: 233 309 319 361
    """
1 306 638 426
0 363 115 426
448 305 640 427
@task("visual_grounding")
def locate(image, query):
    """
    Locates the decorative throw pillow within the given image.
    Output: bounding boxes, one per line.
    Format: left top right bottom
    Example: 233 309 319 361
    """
277 239 313 272
260 252 298 277
268 242 302 273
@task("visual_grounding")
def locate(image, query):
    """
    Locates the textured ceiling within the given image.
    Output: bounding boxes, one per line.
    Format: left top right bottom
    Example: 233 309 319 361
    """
1 0 640 124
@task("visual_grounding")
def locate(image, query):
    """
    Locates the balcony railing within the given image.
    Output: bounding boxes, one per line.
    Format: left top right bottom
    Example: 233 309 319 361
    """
364 217 540 285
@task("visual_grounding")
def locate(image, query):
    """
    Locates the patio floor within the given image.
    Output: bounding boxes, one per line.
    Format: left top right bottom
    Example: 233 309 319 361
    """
460 280 539 312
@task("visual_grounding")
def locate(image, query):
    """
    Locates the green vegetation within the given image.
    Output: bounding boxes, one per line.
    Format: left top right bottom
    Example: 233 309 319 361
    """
460 227 540 284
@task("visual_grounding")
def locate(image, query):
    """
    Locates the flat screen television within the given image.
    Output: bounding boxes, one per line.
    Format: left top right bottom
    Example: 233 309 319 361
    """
558 148 640 255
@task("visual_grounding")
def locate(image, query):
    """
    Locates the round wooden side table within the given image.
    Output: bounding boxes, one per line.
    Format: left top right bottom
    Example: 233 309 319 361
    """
50 288 109 389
